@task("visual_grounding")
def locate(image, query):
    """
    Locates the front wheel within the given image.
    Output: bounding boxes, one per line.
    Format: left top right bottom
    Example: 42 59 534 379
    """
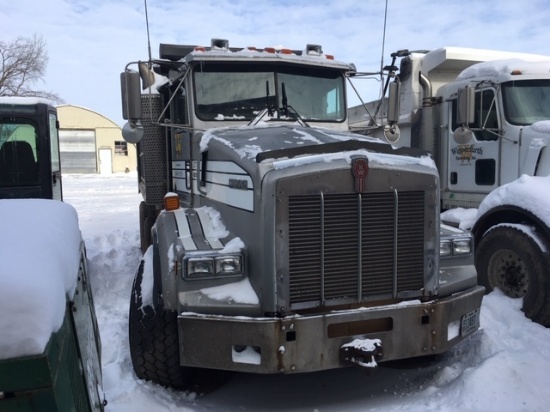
475 225 550 327
129 261 196 389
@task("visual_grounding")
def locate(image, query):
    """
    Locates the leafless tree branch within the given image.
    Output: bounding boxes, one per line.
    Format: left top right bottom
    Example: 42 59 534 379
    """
0 34 64 104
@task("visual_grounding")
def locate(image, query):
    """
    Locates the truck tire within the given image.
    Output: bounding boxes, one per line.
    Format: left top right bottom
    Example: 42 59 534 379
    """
129 261 196 389
475 225 550 327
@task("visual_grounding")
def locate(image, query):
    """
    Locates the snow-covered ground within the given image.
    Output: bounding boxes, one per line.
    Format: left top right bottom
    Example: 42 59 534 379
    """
62 173 550 412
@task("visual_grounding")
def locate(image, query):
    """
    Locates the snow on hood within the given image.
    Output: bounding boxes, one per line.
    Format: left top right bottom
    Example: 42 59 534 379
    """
530 120 550 134
0 199 82 359
199 125 435 170
477 174 550 226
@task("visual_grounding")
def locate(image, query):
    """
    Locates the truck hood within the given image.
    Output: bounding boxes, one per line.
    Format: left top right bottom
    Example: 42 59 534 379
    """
200 124 435 173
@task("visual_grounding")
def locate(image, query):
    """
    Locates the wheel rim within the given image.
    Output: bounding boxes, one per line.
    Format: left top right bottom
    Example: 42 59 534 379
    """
488 248 529 298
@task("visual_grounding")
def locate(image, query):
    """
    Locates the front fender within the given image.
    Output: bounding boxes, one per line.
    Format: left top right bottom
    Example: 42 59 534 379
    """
152 210 180 310
472 204 550 246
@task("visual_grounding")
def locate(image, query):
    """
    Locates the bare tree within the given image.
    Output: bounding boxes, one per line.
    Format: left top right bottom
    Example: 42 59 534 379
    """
0 34 63 104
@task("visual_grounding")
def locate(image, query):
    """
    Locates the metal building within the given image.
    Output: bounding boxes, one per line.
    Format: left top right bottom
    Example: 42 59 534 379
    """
57 105 137 174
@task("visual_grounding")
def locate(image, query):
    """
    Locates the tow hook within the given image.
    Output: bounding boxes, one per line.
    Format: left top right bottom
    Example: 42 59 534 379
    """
340 338 383 368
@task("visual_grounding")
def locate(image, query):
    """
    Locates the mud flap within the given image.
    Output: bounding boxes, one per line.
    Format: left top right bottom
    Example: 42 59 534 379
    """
340 338 383 368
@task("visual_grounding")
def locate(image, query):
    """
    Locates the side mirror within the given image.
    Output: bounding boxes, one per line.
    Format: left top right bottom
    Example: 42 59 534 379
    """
122 120 144 144
457 86 475 126
120 70 142 121
387 81 401 124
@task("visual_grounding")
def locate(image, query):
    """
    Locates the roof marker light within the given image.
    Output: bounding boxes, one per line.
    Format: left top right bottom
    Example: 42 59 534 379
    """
280 48 293 55
194 46 206 52
306 44 323 56
325 54 335 60
264 47 276 54
511 69 522 75
211 38 229 50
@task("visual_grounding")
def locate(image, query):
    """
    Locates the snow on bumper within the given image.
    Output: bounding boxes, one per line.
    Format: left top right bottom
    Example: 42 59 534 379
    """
177 285 484 374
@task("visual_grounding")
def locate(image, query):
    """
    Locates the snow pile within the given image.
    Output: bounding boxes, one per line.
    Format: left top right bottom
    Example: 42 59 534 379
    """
0 199 81 359
441 207 478 230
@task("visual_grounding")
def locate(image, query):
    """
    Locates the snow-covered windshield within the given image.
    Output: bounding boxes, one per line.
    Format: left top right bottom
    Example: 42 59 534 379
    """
193 62 346 122
502 80 550 125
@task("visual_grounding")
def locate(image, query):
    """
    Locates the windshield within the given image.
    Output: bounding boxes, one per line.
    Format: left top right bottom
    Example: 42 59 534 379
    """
193 62 346 122
0 121 40 187
502 80 550 125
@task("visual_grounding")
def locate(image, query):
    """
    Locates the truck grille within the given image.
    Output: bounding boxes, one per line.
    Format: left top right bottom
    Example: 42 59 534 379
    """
288 191 425 307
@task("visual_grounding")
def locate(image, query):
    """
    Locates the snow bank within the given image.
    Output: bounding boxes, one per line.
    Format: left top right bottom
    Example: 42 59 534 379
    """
0 199 82 359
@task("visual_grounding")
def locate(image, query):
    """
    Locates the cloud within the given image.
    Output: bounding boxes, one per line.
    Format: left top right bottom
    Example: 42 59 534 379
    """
1 0 549 127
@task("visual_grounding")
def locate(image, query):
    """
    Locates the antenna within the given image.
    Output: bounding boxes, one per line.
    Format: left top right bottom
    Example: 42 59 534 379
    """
379 0 389 98
144 0 152 63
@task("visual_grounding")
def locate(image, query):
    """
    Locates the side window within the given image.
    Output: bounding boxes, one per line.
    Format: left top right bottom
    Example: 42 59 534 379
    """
0 122 40 186
473 89 499 141
451 89 499 141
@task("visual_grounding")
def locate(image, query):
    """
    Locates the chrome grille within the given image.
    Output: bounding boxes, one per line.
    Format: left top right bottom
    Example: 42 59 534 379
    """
288 191 425 307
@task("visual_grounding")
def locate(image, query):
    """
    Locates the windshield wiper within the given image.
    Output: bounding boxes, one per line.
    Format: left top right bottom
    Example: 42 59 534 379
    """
247 82 309 127
280 82 309 127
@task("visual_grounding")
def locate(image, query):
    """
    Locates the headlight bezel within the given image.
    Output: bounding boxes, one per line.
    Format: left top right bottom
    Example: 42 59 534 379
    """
184 253 244 280
440 238 472 257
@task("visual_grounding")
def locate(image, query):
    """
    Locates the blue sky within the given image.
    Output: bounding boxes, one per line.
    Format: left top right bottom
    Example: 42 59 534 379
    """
2 0 550 126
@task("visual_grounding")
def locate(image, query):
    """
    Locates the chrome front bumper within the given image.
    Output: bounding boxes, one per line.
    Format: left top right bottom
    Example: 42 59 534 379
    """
177 285 484 374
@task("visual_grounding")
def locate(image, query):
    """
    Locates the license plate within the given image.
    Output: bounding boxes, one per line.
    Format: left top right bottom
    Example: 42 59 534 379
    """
461 309 480 336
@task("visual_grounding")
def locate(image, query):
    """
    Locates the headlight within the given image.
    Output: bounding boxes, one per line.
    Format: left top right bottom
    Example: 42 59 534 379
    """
187 257 215 278
452 239 472 255
185 254 243 279
440 240 452 257
215 256 242 275
440 238 472 257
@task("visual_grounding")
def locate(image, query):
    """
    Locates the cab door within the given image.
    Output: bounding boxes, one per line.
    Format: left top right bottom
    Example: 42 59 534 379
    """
446 88 501 195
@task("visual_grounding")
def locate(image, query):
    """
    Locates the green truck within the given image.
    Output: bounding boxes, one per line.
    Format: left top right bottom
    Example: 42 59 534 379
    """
0 97 105 411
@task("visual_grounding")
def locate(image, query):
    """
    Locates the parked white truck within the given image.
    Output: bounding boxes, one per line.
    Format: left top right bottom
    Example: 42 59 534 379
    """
349 47 550 327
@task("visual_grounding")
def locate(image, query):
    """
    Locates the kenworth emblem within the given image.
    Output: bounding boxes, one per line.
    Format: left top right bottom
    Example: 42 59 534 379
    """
351 156 369 193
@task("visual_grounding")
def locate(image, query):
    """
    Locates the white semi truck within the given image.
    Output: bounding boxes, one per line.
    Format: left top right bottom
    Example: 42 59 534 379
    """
119 39 484 390
349 47 550 327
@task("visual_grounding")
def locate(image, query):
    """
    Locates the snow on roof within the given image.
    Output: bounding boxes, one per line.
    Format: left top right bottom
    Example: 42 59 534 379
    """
185 46 353 70
415 47 550 75
457 59 550 81
0 199 82 359
0 96 53 106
